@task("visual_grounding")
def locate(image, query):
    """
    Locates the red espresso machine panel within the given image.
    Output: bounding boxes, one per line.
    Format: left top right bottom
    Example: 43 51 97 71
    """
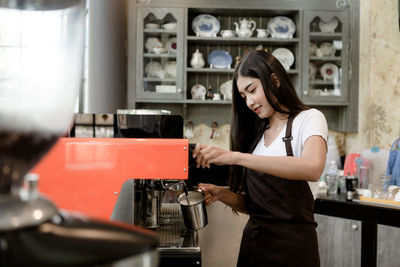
33 138 188 220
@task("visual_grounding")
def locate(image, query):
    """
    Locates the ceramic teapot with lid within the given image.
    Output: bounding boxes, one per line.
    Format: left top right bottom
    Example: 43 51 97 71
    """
234 18 256 38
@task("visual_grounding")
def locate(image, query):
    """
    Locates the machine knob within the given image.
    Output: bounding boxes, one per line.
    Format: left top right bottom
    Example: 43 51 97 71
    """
351 224 358 231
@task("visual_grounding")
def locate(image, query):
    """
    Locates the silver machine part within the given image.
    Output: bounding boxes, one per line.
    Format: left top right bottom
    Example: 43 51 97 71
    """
111 250 159 267
177 191 208 230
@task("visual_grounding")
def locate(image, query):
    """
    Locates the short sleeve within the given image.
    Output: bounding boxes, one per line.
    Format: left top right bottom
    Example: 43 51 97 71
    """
300 109 328 146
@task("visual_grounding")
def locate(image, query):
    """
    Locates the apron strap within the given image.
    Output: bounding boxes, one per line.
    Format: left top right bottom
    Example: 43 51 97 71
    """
282 115 295 157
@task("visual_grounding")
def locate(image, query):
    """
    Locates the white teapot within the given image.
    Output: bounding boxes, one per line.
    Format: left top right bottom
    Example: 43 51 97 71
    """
234 18 256 38
190 49 205 69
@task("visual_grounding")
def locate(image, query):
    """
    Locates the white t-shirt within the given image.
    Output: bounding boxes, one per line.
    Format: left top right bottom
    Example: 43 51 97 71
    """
252 108 328 198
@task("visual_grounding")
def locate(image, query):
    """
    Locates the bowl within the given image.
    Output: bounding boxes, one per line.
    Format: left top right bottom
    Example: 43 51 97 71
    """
144 23 160 30
162 23 177 31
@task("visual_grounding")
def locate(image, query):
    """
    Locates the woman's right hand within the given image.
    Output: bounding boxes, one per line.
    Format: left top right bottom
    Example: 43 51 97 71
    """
198 183 224 205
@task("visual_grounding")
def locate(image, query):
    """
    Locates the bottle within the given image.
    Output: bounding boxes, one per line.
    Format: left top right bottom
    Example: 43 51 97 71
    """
325 160 338 195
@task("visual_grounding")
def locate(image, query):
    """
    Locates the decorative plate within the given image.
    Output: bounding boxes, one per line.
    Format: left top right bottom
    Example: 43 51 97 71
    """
272 48 294 70
208 50 232 69
165 37 177 54
192 14 220 37
267 16 296 39
320 63 339 81
164 61 177 78
219 80 233 100
309 42 318 56
191 84 207 100
145 37 162 52
145 61 163 78
319 42 336 57
319 17 339 33
309 62 316 80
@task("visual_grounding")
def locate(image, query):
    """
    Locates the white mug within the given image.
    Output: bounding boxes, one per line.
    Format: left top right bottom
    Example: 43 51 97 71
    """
256 29 268 38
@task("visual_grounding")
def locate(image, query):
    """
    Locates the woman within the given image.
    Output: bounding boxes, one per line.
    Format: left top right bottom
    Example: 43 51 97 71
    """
193 50 327 266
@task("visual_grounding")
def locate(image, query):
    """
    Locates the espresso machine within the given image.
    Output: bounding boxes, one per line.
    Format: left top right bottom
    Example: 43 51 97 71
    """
0 1 158 266
32 111 230 267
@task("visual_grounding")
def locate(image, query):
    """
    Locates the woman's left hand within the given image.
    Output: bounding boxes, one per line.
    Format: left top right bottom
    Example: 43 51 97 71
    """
192 144 237 168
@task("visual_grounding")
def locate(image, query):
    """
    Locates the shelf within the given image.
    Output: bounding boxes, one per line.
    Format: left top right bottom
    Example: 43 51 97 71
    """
187 67 299 74
136 99 231 104
144 53 177 58
304 100 349 107
187 67 234 73
186 36 299 45
310 56 341 61
143 78 176 82
144 29 177 34
310 80 340 85
309 32 342 40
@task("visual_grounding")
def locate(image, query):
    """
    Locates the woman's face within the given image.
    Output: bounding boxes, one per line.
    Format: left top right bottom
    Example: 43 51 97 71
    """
236 76 274 119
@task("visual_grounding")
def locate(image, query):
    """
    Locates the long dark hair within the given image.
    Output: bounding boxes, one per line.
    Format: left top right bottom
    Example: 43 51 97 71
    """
229 50 308 194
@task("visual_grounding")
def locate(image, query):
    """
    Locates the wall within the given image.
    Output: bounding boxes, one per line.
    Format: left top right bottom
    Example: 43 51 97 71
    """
85 0 127 113
344 0 400 153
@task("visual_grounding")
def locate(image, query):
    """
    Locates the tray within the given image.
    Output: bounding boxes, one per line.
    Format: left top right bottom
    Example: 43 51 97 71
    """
354 196 400 209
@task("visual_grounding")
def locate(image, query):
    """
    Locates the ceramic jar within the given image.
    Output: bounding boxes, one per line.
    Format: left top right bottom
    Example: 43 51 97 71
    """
190 49 205 69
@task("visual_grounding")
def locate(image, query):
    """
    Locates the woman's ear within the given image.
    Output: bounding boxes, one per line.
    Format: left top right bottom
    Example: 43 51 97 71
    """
270 73 280 88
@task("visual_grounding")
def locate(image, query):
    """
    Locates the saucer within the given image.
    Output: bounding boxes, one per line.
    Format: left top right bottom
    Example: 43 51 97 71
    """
320 63 339 81
165 37 177 54
192 14 220 37
319 17 339 33
208 50 232 69
268 16 296 39
145 37 162 52
272 48 294 70
319 42 336 57
191 84 206 99
145 61 163 78
164 61 176 78
219 80 233 100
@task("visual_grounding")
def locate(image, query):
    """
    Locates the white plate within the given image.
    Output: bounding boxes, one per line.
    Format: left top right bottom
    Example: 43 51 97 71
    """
319 17 339 33
145 37 162 52
164 61 176 78
320 63 339 81
272 48 294 70
192 14 220 37
319 42 336 57
219 80 233 100
191 84 206 99
145 61 163 78
267 16 296 39
165 37 177 54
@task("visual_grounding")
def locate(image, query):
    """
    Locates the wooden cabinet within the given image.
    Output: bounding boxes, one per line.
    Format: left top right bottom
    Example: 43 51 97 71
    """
128 0 360 132
135 7 184 100
377 225 400 267
315 214 361 267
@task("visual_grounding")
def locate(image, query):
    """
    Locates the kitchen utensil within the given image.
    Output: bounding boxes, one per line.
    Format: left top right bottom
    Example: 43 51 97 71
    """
177 189 208 230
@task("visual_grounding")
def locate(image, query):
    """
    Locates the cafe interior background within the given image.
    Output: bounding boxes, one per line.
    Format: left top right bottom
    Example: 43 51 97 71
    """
79 0 400 265
1 0 400 266
83 0 400 159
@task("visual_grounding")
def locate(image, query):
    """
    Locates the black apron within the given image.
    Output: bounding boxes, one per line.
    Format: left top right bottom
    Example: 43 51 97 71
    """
237 116 320 267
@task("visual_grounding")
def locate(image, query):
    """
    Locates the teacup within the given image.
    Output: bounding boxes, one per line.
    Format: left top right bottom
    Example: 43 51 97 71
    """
256 29 268 38
212 93 221 100
220 30 235 38
152 46 166 54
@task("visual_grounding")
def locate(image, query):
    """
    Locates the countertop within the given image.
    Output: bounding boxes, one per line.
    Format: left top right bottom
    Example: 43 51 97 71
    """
315 193 400 228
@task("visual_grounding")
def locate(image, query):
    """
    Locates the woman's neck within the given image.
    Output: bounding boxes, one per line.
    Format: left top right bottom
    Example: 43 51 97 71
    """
268 112 288 129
